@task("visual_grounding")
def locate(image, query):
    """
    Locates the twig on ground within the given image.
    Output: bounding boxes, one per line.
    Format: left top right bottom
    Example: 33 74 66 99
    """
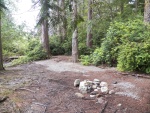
100 101 108 113
0 96 9 103
32 102 47 107
16 88 35 93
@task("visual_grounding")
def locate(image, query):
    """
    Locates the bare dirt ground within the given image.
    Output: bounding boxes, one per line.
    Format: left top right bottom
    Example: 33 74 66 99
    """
0 56 150 113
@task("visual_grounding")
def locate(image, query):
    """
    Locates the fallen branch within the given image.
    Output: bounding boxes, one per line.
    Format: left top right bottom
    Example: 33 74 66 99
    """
32 102 47 107
16 88 35 93
0 96 9 103
119 72 150 79
100 101 108 113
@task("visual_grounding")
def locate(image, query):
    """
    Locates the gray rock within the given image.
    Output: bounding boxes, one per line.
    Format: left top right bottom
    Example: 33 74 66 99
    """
93 79 100 85
90 94 96 98
94 89 98 92
100 82 108 87
101 87 108 93
90 91 98 95
79 80 92 93
92 85 98 89
113 81 118 84
109 90 115 94
74 79 80 87
96 97 105 104
75 93 84 98
93 79 100 82
117 103 122 107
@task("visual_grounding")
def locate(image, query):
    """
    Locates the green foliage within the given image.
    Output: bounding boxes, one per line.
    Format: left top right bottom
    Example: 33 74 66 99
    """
50 36 66 55
117 41 150 74
27 39 47 60
12 56 31 66
80 55 91 66
80 16 150 74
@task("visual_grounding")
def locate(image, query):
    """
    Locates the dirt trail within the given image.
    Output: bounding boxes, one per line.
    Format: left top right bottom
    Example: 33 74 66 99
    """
0 56 150 113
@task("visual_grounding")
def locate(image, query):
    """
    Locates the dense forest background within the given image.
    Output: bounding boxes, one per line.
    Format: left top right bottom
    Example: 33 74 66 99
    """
0 0 150 74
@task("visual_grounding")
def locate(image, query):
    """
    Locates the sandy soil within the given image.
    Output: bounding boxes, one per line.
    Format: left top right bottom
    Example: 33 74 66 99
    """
0 56 150 113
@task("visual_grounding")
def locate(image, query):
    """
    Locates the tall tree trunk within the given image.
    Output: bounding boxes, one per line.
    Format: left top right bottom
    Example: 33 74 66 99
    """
61 0 67 41
41 19 51 58
57 0 62 43
0 13 4 70
144 0 150 24
86 0 92 48
72 0 78 62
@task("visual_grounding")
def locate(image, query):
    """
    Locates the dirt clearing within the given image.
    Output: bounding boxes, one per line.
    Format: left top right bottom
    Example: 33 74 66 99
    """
0 56 150 113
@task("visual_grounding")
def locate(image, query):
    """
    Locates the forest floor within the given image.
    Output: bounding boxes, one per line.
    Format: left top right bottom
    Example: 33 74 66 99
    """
0 56 150 113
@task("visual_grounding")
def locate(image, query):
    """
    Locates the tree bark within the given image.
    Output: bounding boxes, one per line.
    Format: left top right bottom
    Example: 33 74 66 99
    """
86 0 92 48
144 0 150 24
57 0 62 43
0 13 4 70
61 0 67 41
72 0 78 62
41 19 51 58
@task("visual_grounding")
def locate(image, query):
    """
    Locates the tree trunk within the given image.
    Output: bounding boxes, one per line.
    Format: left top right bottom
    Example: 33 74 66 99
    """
41 19 51 58
57 0 62 43
144 0 150 24
61 0 67 41
86 0 92 48
72 0 78 62
0 13 4 70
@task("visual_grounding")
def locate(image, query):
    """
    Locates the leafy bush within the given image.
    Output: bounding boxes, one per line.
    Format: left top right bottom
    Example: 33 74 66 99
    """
80 16 150 74
50 36 66 55
117 41 150 74
80 55 91 66
78 43 93 56
27 40 47 60
12 56 31 66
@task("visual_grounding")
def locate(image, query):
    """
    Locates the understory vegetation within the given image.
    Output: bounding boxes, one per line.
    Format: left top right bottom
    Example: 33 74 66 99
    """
1 0 150 74
80 17 150 73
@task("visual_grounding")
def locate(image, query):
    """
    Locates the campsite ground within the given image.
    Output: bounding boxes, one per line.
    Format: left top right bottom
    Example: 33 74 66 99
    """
0 56 150 113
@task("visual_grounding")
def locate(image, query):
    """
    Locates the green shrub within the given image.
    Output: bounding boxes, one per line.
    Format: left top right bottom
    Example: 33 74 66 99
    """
12 56 31 66
80 55 91 66
117 41 150 74
62 39 72 55
78 43 93 56
27 40 47 60
50 36 66 55
81 16 150 74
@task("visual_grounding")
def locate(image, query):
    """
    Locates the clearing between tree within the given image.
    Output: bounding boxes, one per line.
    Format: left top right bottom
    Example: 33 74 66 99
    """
0 56 150 113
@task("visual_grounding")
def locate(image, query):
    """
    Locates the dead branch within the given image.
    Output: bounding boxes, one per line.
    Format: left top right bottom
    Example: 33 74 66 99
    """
0 96 9 103
32 102 47 107
100 101 108 113
16 88 35 93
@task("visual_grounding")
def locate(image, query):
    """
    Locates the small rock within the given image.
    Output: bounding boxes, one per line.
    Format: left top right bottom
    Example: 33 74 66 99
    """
113 81 118 84
94 89 98 92
92 85 97 89
109 90 115 94
117 103 122 107
93 79 100 85
74 79 80 87
87 80 93 85
90 91 98 95
97 87 101 91
79 80 92 93
90 94 96 98
75 93 84 98
100 82 108 87
93 79 100 82
101 87 108 93
96 97 105 104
